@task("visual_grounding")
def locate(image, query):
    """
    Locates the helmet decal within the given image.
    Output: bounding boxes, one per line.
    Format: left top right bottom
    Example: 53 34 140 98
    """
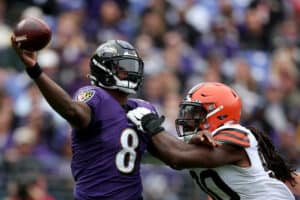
123 50 137 56
96 44 118 57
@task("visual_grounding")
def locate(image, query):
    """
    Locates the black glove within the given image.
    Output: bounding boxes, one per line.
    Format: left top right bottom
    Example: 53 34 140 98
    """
141 113 165 137
127 107 165 137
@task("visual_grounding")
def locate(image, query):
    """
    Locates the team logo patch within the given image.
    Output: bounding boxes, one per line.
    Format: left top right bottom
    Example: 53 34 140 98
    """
76 89 95 102
97 44 117 56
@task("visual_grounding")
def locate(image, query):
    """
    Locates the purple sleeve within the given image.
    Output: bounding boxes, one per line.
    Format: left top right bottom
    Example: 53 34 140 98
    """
73 86 101 128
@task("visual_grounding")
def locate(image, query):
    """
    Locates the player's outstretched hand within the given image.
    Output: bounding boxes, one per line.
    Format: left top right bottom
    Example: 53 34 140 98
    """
189 130 221 147
11 35 37 68
127 107 165 137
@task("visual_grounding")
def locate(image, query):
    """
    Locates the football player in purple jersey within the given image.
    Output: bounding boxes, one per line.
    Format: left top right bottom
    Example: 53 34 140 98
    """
11 37 160 200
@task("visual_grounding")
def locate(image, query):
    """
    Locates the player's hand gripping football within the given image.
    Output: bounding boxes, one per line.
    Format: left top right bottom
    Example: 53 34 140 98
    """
11 35 37 68
127 107 165 137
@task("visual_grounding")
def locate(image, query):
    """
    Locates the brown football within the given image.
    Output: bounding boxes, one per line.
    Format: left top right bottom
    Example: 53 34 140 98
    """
13 17 51 51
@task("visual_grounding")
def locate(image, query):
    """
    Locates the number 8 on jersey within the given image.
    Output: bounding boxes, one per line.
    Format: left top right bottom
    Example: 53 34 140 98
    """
115 128 139 173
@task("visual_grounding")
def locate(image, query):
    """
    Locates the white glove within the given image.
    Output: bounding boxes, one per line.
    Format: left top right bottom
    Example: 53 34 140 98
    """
127 107 153 132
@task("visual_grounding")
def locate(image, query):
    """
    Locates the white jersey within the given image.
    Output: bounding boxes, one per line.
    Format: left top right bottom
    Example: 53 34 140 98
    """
189 124 295 200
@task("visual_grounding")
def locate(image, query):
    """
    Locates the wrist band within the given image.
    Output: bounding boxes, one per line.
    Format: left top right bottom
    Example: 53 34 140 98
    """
26 63 42 79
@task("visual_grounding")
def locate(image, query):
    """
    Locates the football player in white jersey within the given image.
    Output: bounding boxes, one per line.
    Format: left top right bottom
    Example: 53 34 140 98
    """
127 82 299 200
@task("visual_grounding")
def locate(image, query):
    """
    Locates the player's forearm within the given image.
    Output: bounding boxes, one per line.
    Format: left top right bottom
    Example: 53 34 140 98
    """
35 73 72 113
34 73 90 127
152 132 203 169
152 132 229 169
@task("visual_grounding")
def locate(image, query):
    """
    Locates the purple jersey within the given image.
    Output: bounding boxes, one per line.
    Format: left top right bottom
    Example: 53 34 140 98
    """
72 86 156 200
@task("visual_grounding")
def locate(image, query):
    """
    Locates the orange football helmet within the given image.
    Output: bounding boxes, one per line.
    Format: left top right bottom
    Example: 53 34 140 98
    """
176 82 242 137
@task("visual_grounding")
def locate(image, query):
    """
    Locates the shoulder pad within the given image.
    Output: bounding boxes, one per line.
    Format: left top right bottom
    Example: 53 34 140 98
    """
129 98 156 110
129 98 150 104
213 128 250 148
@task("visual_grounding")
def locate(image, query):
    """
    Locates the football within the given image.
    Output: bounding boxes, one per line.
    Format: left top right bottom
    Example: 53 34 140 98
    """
13 17 51 51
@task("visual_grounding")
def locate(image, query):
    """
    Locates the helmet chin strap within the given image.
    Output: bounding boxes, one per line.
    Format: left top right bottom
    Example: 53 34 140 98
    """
114 76 138 94
88 72 138 94
114 76 138 89
179 128 199 143
182 127 199 137
180 134 193 143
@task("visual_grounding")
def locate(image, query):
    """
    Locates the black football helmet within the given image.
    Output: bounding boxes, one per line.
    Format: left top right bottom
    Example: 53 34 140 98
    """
89 40 144 94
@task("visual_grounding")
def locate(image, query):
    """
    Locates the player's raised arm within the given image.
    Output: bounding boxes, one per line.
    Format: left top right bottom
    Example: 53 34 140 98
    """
11 36 91 129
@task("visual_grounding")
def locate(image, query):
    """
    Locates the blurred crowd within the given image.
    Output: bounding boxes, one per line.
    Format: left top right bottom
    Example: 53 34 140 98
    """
0 0 299 199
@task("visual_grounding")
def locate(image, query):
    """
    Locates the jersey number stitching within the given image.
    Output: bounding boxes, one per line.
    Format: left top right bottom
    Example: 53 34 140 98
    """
190 169 240 200
115 128 139 173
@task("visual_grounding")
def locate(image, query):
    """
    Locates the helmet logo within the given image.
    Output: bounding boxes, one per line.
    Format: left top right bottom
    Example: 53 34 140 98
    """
97 45 118 57
124 51 137 56
208 104 215 111
191 99 200 103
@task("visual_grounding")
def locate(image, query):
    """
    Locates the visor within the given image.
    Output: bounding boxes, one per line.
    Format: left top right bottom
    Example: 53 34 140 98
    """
109 58 144 93
112 58 143 74
175 103 207 137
